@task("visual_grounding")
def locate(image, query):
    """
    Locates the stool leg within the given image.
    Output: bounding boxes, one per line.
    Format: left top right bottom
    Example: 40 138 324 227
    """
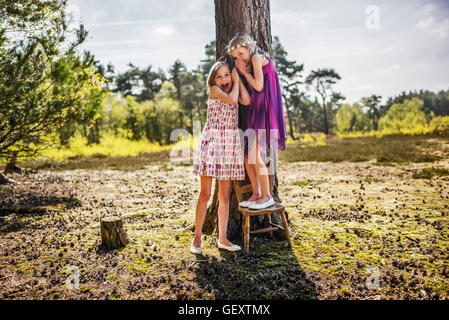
241 214 245 243
280 209 292 247
265 214 273 238
244 214 250 253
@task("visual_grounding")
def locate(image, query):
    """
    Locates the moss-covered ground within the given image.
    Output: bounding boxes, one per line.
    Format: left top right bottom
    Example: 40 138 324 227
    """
0 133 448 299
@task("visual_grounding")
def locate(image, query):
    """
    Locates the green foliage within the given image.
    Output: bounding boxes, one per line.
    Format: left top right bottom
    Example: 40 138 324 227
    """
300 133 327 146
168 59 187 101
428 116 449 133
41 129 172 161
281 132 444 163
378 98 428 135
92 83 182 145
305 68 342 134
360 94 382 130
0 0 105 162
412 167 449 179
152 82 184 144
383 88 449 117
199 40 216 81
335 103 371 134
272 36 304 140
0 0 66 35
113 63 165 102
167 59 207 132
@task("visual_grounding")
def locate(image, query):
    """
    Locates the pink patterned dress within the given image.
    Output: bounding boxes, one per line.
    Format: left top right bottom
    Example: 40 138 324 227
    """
192 98 245 180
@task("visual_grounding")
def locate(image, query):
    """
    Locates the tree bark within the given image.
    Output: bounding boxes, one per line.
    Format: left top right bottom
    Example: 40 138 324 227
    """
214 0 273 59
319 92 329 135
323 102 329 134
4 151 22 175
203 0 288 241
283 97 297 140
100 216 129 249
0 172 16 184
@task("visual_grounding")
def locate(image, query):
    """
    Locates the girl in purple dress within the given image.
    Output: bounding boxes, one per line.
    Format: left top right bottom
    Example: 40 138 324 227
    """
227 33 287 210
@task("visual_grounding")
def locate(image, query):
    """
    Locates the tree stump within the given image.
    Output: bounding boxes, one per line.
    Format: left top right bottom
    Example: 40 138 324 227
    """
100 216 129 249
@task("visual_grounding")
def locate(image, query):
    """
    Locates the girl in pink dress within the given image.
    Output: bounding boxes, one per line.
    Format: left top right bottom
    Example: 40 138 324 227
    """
191 58 250 254
227 33 287 210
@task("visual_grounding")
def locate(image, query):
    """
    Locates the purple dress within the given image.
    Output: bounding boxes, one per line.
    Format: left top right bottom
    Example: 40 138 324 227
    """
244 56 287 158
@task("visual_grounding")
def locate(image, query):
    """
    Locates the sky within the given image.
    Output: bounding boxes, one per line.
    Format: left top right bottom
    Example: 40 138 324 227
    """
67 0 449 105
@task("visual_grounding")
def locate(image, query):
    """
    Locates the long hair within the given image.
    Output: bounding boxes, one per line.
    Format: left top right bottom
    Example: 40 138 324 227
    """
206 57 231 95
225 32 270 71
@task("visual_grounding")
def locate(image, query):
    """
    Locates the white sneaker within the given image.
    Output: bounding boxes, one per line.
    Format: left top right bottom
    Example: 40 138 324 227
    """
248 197 274 210
217 240 241 252
190 239 202 254
239 200 256 207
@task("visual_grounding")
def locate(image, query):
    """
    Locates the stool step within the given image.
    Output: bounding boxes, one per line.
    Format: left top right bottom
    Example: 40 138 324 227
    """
268 222 284 231
250 227 279 235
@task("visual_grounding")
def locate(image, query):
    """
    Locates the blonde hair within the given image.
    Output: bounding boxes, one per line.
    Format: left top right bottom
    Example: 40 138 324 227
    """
206 57 231 95
225 32 269 69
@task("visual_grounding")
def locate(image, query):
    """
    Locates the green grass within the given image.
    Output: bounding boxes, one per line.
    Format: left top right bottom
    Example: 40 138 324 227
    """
6 131 446 173
412 167 449 179
41 130 173 161
280 132 448 163
1 133 448 299
286 133 327 146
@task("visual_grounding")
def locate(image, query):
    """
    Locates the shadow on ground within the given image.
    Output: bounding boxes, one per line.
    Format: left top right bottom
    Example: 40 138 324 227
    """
192 235 317 300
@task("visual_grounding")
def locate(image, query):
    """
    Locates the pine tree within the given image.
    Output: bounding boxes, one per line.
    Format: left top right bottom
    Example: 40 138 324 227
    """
0 0 105 183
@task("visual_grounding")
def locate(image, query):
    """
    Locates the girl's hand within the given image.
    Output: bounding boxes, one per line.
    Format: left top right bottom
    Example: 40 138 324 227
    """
235 59 248 76
231 68 240 83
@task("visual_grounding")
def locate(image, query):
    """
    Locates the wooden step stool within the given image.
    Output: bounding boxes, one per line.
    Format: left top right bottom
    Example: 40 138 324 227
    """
233 171 292 254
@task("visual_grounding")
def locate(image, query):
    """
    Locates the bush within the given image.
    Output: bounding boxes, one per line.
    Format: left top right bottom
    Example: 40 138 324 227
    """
39 130 173 161
378 98 429 135
300 133 327 146
335 103 371 135
429 116 449 133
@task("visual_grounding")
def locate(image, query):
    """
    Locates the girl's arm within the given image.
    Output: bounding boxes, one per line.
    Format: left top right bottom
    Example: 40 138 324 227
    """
209 71 240 105
238 79 251 106
235 54 265 92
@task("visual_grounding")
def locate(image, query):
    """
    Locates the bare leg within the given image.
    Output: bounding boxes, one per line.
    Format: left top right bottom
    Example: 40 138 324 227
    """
243 155 260 201
193 176 213 247
249 138 271 204
217 179 235 246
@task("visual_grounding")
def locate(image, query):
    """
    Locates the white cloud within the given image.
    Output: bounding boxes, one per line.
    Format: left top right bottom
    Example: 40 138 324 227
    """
388 64 400 71
152 25 176 36
422 3 435 12
272 9 328 32
88 39 149 47
86 16 212 28
416 16 435 28
415 16 449 38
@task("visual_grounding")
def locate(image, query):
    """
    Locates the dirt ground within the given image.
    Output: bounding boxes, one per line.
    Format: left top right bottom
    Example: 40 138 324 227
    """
0 141 448 300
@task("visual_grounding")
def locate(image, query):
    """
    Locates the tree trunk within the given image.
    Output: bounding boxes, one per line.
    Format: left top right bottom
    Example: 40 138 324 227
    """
203 0 288 241
4 152 22 175
179 111 183 129
214 0 273 58
0 172 16 185
321 96 329 134
100 216 129 249
282 96 296 140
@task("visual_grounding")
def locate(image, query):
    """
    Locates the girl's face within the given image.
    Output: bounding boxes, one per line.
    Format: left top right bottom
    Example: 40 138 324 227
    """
214 65 232 93
230 46 251 64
